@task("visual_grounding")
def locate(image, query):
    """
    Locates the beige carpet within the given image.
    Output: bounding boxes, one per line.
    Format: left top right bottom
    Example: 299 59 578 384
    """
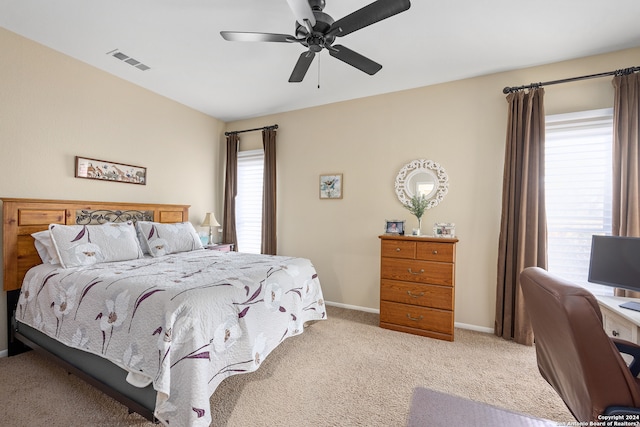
0 306 574 426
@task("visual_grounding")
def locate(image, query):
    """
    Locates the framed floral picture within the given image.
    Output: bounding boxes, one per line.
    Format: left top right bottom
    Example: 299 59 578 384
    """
319 174 343 199
75 156 146 185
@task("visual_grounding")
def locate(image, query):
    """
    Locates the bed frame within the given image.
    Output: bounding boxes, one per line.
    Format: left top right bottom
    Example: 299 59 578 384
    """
2 197 190 422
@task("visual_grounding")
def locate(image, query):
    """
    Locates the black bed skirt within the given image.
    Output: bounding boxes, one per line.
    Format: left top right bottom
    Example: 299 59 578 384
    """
8 290 157 421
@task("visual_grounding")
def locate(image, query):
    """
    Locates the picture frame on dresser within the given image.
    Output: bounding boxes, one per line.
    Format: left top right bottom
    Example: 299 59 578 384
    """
385 220 405 235
433 222 455 238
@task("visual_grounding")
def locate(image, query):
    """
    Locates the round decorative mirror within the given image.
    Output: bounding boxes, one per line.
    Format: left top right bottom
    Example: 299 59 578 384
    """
395 159 449 208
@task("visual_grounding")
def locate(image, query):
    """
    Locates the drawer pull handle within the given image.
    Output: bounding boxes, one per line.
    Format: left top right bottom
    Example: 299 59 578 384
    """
407 268 425 275
432 250 438 254
407 314 424 321
612 330 620 337
407 291 425 298
396 248 401 252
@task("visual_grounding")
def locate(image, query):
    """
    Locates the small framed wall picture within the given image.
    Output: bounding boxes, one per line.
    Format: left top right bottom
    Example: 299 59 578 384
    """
75 156 146 185
319 174 343 199
385 220 405 235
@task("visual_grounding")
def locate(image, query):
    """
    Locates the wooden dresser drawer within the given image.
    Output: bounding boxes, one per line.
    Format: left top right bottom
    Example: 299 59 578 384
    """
416 242 455 262
380 301 453 335
381 240 416 259
380 279 453 310
381 258 453 286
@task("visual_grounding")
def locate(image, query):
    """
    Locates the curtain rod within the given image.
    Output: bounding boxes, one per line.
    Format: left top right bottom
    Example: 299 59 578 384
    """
224 124 278 136
502 66 639 94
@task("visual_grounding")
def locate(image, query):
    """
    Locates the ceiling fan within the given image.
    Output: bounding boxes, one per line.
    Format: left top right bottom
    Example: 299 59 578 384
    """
220 0 411 82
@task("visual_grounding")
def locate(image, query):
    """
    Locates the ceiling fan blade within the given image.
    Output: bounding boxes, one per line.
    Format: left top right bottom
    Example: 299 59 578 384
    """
289 51 316 82
286 0 316 30
329 45 382 75
220 31 295 43
329 0 411 37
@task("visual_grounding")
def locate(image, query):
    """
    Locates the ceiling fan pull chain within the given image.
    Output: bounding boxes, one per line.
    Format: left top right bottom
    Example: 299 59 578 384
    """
317 54 321 89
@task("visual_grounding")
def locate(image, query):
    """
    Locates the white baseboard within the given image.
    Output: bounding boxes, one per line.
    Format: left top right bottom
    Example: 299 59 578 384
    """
325 300 494 334
325 300 380 313
0 349 8 358
454 322 494 334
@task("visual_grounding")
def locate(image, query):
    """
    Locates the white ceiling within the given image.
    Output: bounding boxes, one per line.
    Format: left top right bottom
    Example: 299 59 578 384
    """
2 0 640 122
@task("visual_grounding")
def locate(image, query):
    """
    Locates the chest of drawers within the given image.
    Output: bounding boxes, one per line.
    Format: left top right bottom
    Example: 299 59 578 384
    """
379 235 458 341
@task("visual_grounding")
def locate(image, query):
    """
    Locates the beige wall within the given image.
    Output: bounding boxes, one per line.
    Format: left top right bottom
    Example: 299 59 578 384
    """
0 28 225 352
226 46 640 332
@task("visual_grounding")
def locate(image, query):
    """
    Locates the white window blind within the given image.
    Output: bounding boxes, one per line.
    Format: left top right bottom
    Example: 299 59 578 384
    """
236 149 264 254
545 108 613 295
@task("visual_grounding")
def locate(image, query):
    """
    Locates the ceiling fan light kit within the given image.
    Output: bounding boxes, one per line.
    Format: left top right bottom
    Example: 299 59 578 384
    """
221 0 411 82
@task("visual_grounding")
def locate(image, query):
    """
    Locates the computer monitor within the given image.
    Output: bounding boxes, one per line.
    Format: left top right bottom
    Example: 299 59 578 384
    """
588 235 640 311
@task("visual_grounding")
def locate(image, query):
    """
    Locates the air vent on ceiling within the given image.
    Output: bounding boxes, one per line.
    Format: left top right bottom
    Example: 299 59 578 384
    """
106 49 150 71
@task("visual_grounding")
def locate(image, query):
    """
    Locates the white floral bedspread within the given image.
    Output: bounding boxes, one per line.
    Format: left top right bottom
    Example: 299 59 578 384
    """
16 249 326 426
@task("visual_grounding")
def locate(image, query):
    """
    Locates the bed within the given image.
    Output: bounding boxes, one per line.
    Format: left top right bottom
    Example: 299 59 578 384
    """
2 198 326 427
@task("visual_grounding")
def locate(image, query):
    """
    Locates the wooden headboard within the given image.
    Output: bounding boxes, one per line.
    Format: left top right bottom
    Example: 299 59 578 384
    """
2 198 190 292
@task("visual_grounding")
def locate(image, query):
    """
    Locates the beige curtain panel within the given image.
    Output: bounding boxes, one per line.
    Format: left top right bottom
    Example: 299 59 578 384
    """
495 88 547 346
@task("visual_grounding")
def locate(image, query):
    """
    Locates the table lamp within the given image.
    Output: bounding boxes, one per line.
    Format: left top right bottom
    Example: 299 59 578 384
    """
201 212 220 245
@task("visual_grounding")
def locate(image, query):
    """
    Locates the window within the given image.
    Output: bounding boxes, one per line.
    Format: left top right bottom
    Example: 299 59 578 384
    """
545 108 613 295
236 149 263 254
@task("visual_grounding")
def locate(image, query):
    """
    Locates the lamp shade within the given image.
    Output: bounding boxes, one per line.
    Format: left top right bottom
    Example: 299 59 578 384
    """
201 212 220 227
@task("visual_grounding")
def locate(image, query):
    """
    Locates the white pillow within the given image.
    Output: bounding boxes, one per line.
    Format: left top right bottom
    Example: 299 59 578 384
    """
136 221 203 257
49 222 144 268
32 230 61 265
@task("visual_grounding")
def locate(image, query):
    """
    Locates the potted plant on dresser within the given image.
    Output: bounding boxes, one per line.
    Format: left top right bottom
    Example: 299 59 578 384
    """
403 194 429 236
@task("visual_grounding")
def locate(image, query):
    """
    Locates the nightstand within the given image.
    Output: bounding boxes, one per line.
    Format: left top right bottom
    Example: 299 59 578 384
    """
205 243 234 252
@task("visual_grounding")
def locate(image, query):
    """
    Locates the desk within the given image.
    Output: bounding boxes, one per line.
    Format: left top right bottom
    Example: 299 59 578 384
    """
596 296 640 344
